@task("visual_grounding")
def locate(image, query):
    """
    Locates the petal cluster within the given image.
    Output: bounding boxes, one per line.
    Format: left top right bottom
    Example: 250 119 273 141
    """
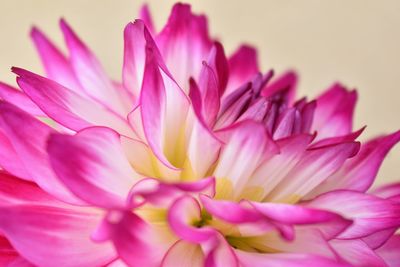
0 3 399 267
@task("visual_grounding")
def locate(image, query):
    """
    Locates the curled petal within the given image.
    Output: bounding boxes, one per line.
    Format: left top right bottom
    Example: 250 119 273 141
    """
168 195 215 243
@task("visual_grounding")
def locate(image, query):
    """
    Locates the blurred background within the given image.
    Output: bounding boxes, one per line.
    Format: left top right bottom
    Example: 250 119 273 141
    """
0 0 398 185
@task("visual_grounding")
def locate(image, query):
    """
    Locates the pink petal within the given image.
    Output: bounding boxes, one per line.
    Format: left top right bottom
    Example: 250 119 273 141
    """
307 190 400 239
372 182 400 202
249 134 313 199
202 233 239 267
0 205 115 267
48 127 138 208
0 172 60 206
30 26 82 93
13 67 134 137
262 71 297 105
156 3 212 88
206 42 229 96
214 120 279 198
0 131 31 181
194 62 220 126
313 83 357 140
140 38 189 169
377 235 400 267
100 211 176 267
59 19 127 114
308 130 400 197
226 45 259 95
236 251 351 267
0 235 19 265
161 240 204 267
266 141 360 202
139 4 155 35
0 102 82 204
0 82 44 116
330 239 387 267
122 20 147 100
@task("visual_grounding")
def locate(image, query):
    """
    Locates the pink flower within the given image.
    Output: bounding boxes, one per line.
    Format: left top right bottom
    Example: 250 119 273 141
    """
0 3 399 267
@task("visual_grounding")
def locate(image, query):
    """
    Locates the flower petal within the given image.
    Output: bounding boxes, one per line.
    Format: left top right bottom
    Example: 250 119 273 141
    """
307 190 400 239
156 3 212 88
0 82 44 116
226 45 259 95
308 130 400 197
376 235 400 267
0 205 115 267
59 19 127 114
161 240 204 267
30 26 82 93
140 38 189 169
0 102 82 204
139 4 155 35
313 83 357 140
48 127 139 208
236 250 350 267
122 20 147 100
266 141 360 202
214 120 279 198
13 67 133 137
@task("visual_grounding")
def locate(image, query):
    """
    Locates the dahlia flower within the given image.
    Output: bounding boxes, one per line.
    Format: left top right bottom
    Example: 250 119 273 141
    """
0 3 399 267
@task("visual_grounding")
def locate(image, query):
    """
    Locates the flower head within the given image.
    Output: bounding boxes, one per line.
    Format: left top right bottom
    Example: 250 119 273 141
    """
0 3 399 267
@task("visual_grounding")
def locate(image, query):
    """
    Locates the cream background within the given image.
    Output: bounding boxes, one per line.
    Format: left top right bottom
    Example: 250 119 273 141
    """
0 0 398 185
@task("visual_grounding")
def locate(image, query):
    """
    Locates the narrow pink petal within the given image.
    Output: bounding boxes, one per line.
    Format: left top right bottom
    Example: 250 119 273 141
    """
122 20 147 100
13 67 134 137
30 26 82 93
161 240 204 267
330 239 387 267
207 42 229 95
226 45 259 95
308 130 400 197
307 190 400 239
0 102 82 204
236 251 351 267
0 82 44 116
266 141 360 201
262 71 297 105
60 19 127 114
377 235 400 267
313 83 357 140
139 4 155 35
156 3 213 88
0 205 115 267
48 127 138 208
195 62 220 126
